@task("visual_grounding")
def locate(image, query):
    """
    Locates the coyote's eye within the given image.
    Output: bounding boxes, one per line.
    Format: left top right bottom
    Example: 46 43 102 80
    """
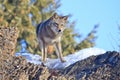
54 23 58 27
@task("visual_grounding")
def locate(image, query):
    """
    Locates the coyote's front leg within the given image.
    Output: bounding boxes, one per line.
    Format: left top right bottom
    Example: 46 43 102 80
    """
39 40 47 62
43 44 48 62
54 41 66 62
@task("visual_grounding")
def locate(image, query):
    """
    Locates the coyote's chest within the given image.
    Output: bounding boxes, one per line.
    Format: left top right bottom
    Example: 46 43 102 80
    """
43 36 61 45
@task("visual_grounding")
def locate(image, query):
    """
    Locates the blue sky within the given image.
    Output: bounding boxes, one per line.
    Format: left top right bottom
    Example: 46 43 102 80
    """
57 0 120 51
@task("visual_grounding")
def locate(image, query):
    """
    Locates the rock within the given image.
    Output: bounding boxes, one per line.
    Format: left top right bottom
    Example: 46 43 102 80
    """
0 53 50 80
0 51 119 80
61 51 120 80
0 53 68 80
0 26 19 55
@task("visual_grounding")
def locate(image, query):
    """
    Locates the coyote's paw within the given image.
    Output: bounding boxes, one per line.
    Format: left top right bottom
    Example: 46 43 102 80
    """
61 59 66 63
41 58 47 63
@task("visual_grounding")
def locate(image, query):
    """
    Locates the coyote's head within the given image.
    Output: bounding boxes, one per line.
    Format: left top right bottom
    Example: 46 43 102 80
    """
49 13 68 35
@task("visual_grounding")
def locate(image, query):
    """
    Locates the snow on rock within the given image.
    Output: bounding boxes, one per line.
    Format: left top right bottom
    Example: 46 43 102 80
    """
16 52 41 64
16 47 106 69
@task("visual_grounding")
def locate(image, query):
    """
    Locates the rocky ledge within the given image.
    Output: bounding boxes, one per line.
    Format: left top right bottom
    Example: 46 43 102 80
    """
62 51 120 80
0 51 120 80
0 26 19 55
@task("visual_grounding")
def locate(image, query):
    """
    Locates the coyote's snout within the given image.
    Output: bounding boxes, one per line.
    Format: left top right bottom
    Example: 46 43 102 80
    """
36 13 68 62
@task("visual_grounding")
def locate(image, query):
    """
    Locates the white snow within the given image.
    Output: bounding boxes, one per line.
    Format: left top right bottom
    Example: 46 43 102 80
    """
16 47 106 69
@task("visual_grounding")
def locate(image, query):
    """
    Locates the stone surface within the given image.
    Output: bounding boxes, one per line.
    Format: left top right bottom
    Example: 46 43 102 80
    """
0 53 66 80
62 51 120 80
0 26 19 55
0 51 120 80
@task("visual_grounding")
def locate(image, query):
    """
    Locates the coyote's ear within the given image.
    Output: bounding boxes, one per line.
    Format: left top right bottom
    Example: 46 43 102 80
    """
53 13 59 19
62 16 68 21
50 13 59 20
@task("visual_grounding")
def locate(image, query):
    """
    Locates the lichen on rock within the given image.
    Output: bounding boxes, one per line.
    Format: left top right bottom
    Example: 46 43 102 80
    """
0 26 19 55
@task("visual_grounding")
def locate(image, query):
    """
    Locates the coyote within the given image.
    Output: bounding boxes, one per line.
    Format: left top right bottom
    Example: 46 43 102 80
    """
36 13 68 62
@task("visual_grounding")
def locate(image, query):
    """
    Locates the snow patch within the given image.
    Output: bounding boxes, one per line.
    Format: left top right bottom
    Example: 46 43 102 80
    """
16 47 106 69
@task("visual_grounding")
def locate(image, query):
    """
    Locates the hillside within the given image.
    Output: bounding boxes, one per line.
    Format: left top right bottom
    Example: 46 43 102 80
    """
62 51 120 80
0 50 120 80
